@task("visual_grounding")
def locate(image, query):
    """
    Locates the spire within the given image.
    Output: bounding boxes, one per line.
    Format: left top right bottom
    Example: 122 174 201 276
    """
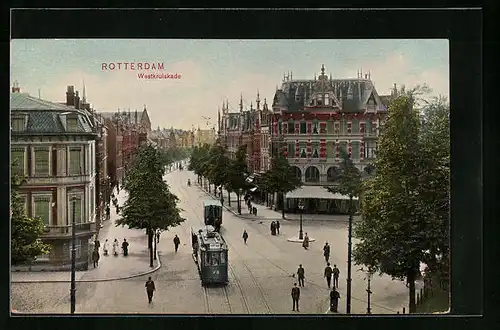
321 64 325 76
144 104 147 111
250 101 253 111
368 71 371 80
239 94 243 112
314 73 316 81
283 73 286 82
360 68 363 78
290 71 293 80
256 90 260 110
218 106 221 134
330 72 332 81
82 79 86 103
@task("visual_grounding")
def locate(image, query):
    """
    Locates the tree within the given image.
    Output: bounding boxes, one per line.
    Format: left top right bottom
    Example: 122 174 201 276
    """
352 93 450 313
11 173 50 265
226 145 249 214
117 143 185 267
262 154 302 218
208 144 230 201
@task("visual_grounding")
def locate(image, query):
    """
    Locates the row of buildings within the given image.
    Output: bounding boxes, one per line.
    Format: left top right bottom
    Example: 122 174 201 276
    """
149 126 216 150
10 83 157 270
218 65 402 214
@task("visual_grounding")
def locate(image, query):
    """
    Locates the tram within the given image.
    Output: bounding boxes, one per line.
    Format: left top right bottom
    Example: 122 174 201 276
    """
191 226 229 285
203 200 223 232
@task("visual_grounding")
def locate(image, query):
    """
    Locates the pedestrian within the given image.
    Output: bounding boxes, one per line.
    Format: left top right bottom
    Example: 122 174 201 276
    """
253 206 257 216
333 264 340 288
94 239 100 251
122 238 129 256
92 248 100 268
242 230 248 244
112 238 119 256
103 239 109 256
270 221 276 235
302 233 310 250
145 276 156 304
323 242 330 262
330 287 341 313
291 283 300 312
276 220 280 235
297 264 305 287
173 234 180 252
105 204 110 220
156 229 161 244
324 262 333 288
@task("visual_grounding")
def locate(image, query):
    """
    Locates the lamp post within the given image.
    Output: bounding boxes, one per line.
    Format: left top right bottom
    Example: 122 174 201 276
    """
298 199 304 240
238 188 243 215
346 194 353 314
70 197 77 314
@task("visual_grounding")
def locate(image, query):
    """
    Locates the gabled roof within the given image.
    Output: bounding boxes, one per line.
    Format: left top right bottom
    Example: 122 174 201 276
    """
11 92 77 111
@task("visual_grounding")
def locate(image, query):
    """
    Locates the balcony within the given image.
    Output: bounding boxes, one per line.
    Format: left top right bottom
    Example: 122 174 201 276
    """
42 222 97 239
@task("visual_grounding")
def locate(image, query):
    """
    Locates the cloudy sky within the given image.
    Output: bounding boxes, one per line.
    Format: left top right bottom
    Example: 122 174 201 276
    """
10 39 448 130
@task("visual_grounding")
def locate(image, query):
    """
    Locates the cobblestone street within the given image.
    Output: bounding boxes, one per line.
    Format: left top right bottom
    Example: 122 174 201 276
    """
11 169 418 314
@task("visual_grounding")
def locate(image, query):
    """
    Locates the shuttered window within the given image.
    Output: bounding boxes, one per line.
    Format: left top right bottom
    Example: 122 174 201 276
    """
34 196 51 226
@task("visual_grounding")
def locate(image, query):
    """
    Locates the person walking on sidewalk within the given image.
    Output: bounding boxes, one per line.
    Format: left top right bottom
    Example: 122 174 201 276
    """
173 234 180 252
94 239 101 251
324 262 333 288
297 264 305 287
330 287 341 313
276 221 280 235
122 238 129 256
156 229 161 244
242 230 248 244
302 233 310 250
291 283 300 312
323 242 330 262
112 238 119 256
103 239 109 256
92 248 100 268
145 276 156 304
105 204 110 220
333 264 340 288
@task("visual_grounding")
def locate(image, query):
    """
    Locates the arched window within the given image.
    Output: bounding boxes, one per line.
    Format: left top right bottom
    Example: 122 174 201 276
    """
305 166 320 183
327 166 340 182
291 166 302 180
325 93 330 105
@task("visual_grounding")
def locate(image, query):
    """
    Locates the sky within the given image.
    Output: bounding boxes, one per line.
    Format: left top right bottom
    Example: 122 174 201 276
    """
10 39 449 130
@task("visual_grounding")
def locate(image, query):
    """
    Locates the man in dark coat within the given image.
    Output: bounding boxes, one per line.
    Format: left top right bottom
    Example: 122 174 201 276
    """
324 262 333 288
323 242 330 262
122 239 129 256
275 221 280 235
242 230 248 244
291 283 300 312
92 248 100 268
173 234 180 252
105 204 110 220
145 276 156 303
333 264 340 288
297 264 305 287
330 287 341 313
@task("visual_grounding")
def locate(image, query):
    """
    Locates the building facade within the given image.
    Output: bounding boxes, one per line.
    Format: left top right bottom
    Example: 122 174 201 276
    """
271 65 390 212
10 85 98 270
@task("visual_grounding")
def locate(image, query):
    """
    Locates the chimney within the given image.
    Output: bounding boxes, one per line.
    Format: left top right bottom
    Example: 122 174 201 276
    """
11 81 20 93
135 110 138 124
74 91 80 109
66 86 75 106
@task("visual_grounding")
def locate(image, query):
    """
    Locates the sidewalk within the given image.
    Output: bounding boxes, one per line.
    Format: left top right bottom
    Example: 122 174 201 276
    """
197 184 351 222
11 187 161 283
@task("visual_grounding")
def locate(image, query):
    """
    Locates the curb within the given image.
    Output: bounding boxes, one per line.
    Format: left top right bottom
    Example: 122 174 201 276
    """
11 250 162 284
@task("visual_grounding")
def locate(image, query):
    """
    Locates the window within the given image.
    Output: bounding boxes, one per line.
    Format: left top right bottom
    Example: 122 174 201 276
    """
339 142 348 154
69 147 82 175
67 117 78 131
365 121 372 134
324 94 330 105
220 251 226 264
68 195 83 224
352 119 360 133
278 121 283 134
340 119 347 134
311 142 319 158
326 120 334 134
300 121 307 134
11 148 25 175
326 141 334 158
365 141 376 159
90 186 95 217
34 149 50 176
299 142 307 158
12 117 25 132
312 120 319 134
287 120 295 134
33 195 51 226
351 142 360 160
287 143 295 157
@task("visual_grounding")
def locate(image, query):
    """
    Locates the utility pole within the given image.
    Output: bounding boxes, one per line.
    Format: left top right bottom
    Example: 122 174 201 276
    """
346 195 353 314
70 197 77 314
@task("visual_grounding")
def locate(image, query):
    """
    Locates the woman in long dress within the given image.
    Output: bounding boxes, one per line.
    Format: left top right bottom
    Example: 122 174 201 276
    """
112 238 119 256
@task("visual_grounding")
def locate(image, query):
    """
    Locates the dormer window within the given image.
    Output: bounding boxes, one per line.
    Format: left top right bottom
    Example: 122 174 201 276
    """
11 116 26 132
324 94 330 105
67 116 78 131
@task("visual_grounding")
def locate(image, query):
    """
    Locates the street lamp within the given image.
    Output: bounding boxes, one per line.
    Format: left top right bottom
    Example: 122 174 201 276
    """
346 194 354 314
238 188 243 215
70 197 77 314
298 199 304 240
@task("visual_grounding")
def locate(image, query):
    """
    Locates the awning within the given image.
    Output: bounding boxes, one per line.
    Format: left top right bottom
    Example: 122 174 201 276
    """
285 186 359 200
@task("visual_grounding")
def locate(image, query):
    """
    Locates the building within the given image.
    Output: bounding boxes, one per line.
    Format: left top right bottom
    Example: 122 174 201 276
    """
270 65 390 213
10 84 98 270
194 127 217 146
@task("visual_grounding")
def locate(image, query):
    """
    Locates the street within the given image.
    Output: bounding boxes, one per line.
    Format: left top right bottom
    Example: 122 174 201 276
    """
11 168 417 314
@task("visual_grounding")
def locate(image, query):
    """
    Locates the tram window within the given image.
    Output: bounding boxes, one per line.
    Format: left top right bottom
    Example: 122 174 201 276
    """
211 253 220 266
204 253 210 265
220 252 226 264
